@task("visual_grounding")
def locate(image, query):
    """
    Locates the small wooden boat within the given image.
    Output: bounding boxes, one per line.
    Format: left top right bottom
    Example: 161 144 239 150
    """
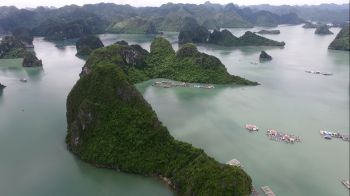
245 124 259 131
321 72 333 76
19 78 27 82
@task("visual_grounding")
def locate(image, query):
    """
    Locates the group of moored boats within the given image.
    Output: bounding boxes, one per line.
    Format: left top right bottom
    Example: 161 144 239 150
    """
320 130 349 142
266 129 302 143
152 81 215 89
245 124 301 144
305 70 333 76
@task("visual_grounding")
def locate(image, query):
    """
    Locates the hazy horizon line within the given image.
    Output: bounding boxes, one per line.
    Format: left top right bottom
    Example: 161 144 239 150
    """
1 1 349 10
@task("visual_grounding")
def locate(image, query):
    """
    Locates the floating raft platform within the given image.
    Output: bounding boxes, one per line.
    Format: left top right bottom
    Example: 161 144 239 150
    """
305 70 333 76
266 129 301 144
226 159 241 167
261 186 275 196
320 130 349 142
152 81 214 89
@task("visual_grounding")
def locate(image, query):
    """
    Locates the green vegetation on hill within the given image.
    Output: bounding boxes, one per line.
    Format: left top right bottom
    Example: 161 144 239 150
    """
107 17 160 34
302 21 318 29
11 27 33 46
0 36 26 58
178 17 209 44
257 29 280 34
238 31 285 46
207 29 285 47
178 18 285 47
66 61 252 196
76 35 104 56
328 25 350 51
30 9 107 40
315 25 333 35
84 37 258 85
0 36 42 67
22 51 42 67
0 3 306 35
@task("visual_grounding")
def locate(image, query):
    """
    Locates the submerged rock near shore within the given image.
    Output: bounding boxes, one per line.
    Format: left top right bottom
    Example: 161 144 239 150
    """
259 51 272 61
315 25 333 35
76 35 104 56
328 25 349 51
66 60 252 196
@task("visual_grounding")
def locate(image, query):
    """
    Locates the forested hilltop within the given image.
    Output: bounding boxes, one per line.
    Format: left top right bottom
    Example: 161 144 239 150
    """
0 2 306 39
82 37 258 85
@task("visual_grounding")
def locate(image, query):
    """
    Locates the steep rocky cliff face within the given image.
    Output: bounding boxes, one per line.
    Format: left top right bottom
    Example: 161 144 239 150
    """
178 17 209 44
315 25 333 35
76 35 104 56
259 50 272 61
11 27 34 47
82 37 258 85
328 25 349 51
0 82 5 90
22 51 42 67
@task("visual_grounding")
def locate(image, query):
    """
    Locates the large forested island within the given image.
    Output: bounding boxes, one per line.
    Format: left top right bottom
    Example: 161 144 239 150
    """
82 37 258 85
328 25 350 51
66 37 254 195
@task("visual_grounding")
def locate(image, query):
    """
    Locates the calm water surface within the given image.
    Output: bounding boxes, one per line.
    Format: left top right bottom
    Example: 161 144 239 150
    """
0 25 349 196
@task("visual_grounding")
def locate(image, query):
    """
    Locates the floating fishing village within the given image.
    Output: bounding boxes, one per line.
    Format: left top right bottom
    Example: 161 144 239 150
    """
241 124 349 195
152 81 215 89
245 124 302 144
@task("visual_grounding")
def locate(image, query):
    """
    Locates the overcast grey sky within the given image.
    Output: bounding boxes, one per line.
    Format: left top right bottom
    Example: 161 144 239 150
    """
0 0 348 8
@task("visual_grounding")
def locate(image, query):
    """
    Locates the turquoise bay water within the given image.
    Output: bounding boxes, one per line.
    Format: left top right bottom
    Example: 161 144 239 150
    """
0 25 349 195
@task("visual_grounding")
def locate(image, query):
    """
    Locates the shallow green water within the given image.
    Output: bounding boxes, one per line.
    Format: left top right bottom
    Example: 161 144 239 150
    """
0 25 349 196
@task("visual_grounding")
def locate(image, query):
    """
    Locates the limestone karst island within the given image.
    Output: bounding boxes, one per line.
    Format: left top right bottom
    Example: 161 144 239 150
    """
0 1 349 196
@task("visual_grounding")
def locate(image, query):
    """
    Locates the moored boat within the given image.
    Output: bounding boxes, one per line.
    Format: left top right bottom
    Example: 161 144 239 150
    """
246 124 259 131
19 78 27 82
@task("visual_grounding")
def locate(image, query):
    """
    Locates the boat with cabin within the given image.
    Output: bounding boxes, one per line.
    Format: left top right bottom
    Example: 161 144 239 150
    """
246 124 259 132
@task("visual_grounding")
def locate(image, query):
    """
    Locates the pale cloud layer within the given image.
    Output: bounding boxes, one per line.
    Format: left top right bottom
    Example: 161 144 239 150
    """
0 0 348 8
